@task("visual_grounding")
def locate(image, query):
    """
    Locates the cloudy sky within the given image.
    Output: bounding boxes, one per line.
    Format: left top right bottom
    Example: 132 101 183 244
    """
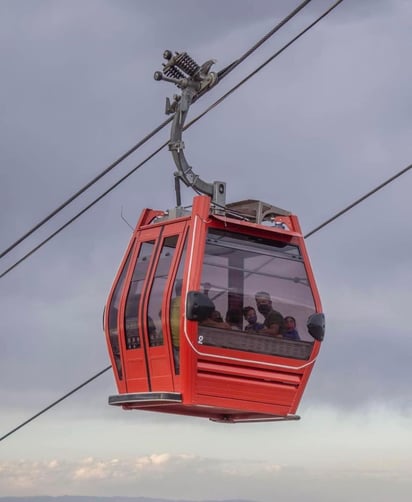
1 0 411 500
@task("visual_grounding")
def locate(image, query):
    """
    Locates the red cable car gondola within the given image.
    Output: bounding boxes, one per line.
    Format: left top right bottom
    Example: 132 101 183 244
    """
104 51 325 423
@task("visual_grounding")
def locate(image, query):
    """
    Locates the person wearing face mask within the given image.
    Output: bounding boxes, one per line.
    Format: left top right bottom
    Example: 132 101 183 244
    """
242 306 264 333
254 291 285 337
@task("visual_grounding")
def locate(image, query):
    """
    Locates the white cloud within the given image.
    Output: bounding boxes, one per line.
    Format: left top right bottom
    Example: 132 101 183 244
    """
1 446 411 501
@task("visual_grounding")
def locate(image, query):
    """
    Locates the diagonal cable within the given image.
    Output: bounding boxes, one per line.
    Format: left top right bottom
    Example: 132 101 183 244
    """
188 0 345 129
1 0 344 279
0 117 172 260
1 160 410 443
304 163 412 238
0 0 313 261
0 0 348 439
0 142 167 279
0 366 111 442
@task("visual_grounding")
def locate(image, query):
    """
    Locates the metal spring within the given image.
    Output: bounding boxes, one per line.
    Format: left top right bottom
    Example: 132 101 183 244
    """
174 52 199 77
163 63 185 80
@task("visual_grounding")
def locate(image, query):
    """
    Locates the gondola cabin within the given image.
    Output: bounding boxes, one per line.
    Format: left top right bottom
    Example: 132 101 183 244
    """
104 195 324 423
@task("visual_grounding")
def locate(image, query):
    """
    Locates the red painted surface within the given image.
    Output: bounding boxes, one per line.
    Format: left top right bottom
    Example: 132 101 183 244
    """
104 195 323 422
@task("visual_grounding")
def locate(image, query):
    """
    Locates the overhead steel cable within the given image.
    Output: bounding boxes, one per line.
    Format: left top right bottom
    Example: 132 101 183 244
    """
0 0 313 262
304 162 412 238
0 365 111 443
0 117 173 260
0 0 344 280
1 159 410 442
187 0 345 130
0 143 168 279
216 0 312 80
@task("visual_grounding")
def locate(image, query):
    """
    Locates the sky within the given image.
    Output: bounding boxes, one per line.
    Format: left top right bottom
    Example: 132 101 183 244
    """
1 0 411 500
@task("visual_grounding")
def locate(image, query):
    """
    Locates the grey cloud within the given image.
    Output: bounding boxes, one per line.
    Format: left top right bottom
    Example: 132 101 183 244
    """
306 329 412 410
1 1 412 482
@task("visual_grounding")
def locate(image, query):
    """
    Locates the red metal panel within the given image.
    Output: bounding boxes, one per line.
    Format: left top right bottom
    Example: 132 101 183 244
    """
182 205 322 416
288 228 323 413
119 226 161 393
180 195 212 403
106 196 324 421
195 372 297 407
197 360 302 385
104 235 137 395
191 390 291 417
132 219 189 393
148 221 186 391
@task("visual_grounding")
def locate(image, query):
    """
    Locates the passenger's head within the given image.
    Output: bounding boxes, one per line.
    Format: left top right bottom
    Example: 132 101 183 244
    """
243 306 257 324
211 310 223 322
284 316 296 331
255 291 272 315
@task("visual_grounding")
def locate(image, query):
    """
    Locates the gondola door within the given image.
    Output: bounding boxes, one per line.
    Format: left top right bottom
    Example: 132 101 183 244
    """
119 220 188 395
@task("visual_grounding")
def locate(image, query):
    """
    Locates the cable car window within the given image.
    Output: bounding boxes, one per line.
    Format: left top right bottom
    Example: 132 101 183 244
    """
147 235 180 347
169 241 188 374
198 229 316 358
124 240 155 350
108 247 133 379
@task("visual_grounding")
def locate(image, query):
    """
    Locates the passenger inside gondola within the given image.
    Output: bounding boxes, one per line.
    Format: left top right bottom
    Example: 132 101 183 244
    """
199 229 317 346
243 306 264 333
201 309 230 328
284 316 300 341
254 291 285 337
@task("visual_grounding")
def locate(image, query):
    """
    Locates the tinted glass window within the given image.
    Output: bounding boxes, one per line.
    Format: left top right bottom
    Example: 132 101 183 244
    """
124 241 155 350
198 229 316 359
107 248 133 379
169 240 187 373
147 235 180 347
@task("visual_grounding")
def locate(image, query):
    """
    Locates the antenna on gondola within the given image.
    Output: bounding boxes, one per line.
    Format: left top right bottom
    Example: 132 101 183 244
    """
154 51 226 212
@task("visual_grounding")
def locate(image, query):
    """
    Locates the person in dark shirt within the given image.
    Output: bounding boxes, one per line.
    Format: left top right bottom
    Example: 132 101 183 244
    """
242 306 264 333
254 291 284 337
284 316 300 341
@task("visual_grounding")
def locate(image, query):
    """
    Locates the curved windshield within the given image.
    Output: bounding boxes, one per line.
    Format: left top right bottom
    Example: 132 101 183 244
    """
107 248 133 379
198 229 316 359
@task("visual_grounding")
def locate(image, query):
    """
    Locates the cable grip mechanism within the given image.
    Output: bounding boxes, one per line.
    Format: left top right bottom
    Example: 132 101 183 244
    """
154 50 225 211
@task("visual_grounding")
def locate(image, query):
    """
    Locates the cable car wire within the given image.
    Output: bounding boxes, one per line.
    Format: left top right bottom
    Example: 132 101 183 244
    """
0 365 111 443
0 0 345 280
0 0 313 262
0 117 173 261
304 163 412 238
0 142 167 279
1 159 410 442
183 0 345 131
215 0 313 80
